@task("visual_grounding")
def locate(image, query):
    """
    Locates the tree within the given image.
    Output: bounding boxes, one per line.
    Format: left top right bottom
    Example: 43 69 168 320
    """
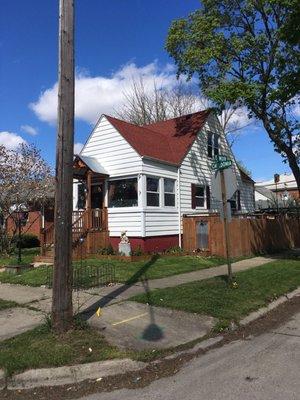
166 0 300 193
115 78 199 125
0 144 52 254
116 78 254 145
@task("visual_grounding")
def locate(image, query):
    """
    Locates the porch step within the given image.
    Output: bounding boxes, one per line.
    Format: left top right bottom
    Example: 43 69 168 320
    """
34 255 54 263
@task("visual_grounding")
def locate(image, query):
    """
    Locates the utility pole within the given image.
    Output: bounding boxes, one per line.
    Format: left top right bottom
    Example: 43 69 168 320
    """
52 0 75 332
220 169 233 282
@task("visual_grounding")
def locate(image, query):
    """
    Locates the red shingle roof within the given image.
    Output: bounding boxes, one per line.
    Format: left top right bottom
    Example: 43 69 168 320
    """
105 110 211 166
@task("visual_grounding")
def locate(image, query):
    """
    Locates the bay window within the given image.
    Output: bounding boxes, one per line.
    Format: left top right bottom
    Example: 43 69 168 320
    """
164 178 175 206
146 177 160 206
108 178 138 207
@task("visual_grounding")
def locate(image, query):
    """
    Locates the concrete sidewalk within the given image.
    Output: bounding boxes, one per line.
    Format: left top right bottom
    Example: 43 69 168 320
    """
0 256 275 314
0 255 276 346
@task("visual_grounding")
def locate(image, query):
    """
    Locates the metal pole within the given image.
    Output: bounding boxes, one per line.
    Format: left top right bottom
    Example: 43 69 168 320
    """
220 169 232 282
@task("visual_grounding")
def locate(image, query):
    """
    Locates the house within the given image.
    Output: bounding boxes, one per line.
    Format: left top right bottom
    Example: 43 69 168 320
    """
68 109 254 254
255 173 299 209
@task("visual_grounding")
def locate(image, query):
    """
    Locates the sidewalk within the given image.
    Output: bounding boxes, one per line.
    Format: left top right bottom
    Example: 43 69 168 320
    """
0 256 275 315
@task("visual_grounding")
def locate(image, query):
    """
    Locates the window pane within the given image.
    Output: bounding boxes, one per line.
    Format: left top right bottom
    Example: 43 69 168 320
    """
195 186 204 197
147 177 159 192
165 193 175 207
108 178 138 207
147 192 159 206
214 134 219 147
77 183 86 209
164 178 175 193
208 132 213 145
196 197 205 207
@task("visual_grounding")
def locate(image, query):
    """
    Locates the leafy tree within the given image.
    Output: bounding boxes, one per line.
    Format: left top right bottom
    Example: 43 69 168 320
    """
166 0 300 193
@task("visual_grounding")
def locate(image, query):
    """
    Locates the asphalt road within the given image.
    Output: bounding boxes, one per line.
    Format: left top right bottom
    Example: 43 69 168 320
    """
78 311 300 400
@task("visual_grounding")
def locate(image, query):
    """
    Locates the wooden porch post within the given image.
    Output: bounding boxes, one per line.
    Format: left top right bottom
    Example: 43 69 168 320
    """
86 170 92 252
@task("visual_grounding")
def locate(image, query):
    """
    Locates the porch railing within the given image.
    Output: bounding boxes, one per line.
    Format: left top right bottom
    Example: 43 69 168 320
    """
40 208 108 255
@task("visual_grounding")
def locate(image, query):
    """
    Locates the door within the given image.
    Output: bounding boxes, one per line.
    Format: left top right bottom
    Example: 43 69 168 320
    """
91 183 103 209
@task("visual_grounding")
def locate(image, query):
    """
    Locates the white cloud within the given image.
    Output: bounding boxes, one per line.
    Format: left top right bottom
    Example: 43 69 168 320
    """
0 131 26 150
74 142 84 154
21 124 38 136
29 62 187 125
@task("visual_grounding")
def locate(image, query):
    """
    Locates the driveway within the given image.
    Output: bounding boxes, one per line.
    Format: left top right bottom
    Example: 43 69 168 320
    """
79 311 300 400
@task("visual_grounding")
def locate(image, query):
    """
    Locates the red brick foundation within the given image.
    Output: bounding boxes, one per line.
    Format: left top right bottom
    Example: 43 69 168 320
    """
109 235 179 253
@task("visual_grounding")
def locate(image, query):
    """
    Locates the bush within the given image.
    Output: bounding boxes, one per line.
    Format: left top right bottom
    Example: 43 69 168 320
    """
165 246 184 254
12 234 40 249
97 244 115 255
130 245 144 256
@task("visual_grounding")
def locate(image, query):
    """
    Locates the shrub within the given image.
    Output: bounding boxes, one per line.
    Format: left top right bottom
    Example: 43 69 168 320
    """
130 245 144 256
165 246 184 254
97 244 116 255
12 234 40 249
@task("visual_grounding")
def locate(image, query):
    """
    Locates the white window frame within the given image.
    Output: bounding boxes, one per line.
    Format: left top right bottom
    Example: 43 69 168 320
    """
108 175 139 209
163 178 176 207
208 131 219 158
146 176 161 207
195 185 206 209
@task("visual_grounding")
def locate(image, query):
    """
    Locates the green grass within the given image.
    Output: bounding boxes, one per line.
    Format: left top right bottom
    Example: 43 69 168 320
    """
0 323 127 376
0 255 228 287
0 299 18 310
131 259 300 326
0 248 39 267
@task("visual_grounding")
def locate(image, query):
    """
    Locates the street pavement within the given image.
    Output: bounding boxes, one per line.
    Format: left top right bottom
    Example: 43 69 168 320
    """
78 311 300 400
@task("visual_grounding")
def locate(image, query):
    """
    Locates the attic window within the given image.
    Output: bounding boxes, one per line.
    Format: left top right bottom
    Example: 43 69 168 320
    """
208 132 219 158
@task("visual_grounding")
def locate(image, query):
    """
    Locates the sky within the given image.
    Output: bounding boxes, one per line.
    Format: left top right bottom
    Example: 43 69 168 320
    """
0 0 295 182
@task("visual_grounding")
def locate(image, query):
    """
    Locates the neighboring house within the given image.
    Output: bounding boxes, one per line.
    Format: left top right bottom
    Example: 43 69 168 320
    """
255 173 299 209
71 110 255 253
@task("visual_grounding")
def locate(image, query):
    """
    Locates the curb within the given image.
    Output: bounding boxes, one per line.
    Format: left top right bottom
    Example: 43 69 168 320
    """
0 369 5 390
6 359 146 390
2 286 300 391
239 287 300 326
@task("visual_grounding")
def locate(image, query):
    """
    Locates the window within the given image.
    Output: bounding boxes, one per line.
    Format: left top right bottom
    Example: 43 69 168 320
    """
147 177 160 206
208 132 219 158
229 190 241 212
192 184 211 209
77 183 86 209
195 186 205 207
108 178 138 207
164 178 175 207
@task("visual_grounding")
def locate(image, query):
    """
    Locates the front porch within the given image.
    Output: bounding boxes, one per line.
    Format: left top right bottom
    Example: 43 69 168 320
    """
37 155 110 262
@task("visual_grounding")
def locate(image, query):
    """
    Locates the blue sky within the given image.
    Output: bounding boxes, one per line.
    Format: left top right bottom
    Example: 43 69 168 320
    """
0 0 293 181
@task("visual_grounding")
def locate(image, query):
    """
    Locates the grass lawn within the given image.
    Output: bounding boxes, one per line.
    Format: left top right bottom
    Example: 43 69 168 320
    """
0 323 128 376
0 248 40 267
131 259 300 327
0 299 18 311
0 254 227 287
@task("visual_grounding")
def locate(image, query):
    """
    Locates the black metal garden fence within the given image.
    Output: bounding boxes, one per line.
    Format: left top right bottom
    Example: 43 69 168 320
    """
46 263 116 290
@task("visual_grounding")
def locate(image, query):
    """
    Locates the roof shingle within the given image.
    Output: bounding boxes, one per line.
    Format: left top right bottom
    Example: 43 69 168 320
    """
105 110 211 166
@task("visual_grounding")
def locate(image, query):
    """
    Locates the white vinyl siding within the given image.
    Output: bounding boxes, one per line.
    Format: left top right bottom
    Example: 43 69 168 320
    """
81 116 142 177
180 113 255 215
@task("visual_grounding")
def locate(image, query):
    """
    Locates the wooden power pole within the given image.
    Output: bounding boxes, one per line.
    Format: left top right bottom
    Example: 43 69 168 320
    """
52 0 75 332
220 169 233 282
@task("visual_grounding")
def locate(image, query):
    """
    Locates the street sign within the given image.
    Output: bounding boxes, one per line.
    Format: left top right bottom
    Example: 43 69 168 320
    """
212 154 233 171
211 168 238 201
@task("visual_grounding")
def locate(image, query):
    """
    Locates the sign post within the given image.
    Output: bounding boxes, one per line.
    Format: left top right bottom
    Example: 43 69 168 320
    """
212 155 233 282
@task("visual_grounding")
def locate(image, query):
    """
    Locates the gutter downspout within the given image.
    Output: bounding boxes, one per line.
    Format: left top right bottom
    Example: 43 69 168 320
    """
178 167 182 248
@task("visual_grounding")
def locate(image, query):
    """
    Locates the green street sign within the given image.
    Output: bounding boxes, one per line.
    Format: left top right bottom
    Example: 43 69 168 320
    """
212 154 232 170
214 155 228 163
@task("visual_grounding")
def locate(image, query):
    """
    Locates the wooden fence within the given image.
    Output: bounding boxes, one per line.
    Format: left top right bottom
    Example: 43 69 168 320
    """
183 214 300 258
